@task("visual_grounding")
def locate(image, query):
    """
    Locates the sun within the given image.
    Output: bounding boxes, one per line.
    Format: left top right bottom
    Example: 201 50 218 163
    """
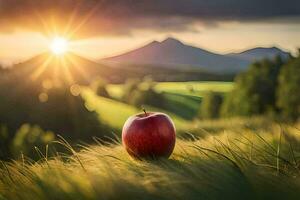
50 37 69 55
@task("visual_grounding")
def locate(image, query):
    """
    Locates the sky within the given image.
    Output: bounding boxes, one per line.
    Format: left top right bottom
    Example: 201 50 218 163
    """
0 0 300 65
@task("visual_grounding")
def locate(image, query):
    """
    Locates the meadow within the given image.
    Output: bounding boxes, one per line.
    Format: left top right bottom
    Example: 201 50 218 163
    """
81 88 191 132
1 118 300 200
107 81 233 99
154 81 234 97
100 81 233 127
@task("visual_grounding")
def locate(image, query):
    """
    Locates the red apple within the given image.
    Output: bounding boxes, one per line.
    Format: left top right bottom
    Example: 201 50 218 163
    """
122 110 176 159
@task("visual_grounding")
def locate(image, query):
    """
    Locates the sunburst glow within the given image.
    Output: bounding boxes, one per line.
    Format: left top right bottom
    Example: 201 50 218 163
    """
50 37 69 55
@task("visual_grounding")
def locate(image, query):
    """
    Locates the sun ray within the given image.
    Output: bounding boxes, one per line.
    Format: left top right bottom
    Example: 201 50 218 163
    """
65 54 89 82
66 2 101 39
33 11 53 38
26 1 105 86
50 16 59 38
52 57 61 86
30 55 53 81
61 57 74 84
63 2 82 37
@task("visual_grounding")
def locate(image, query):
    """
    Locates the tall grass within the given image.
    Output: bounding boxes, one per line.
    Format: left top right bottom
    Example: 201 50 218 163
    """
0 120 300 200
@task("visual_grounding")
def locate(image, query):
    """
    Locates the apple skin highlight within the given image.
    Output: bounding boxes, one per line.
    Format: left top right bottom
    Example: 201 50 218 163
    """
122 112 176 159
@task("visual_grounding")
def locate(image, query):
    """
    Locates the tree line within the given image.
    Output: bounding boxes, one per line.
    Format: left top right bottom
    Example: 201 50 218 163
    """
200 51 300 121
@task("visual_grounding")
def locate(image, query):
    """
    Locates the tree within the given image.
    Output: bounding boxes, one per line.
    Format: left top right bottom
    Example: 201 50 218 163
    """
124 78 166 109
0 79 112 147
277 53 300 121
200 92 223 119
222 56 284 117
122 78 140 103
91 78 110 98
129 87 165 108
33 87 112 142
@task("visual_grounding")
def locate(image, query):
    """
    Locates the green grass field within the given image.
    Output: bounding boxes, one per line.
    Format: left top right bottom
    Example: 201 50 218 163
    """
154 81 234 97
107 81 234 99
107 81 233 120
1 119 300 200
162 93 201 119
81 81 235 135
82 88 139 130
81 88 191 132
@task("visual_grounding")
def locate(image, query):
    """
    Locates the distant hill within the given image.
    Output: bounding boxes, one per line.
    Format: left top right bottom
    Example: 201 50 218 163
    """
227 47 290 62
5 51 234 84
8 52 127 85
103 37 290 74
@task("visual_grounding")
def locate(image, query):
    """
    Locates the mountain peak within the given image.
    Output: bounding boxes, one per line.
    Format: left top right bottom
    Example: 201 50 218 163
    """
270 46 280 50
161 37 183 46
242 46 285 53
228 46 289 62
103 37 290 74
269 46 286 52
149 40 159 45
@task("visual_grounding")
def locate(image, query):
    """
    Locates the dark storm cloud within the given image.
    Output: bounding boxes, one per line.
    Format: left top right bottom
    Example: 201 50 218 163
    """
0 0 299 37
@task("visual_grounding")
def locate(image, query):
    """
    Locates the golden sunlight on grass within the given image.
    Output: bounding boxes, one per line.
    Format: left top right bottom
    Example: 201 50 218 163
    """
50 37 69 55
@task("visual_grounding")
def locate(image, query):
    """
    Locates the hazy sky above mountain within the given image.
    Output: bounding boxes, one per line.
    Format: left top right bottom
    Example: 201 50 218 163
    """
0 0 299 65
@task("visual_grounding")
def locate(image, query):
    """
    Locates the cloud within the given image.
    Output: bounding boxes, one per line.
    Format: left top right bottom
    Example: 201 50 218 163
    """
0 0 299 38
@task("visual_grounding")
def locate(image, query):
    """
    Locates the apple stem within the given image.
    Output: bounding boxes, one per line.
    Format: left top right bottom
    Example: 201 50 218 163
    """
143 108 147 116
